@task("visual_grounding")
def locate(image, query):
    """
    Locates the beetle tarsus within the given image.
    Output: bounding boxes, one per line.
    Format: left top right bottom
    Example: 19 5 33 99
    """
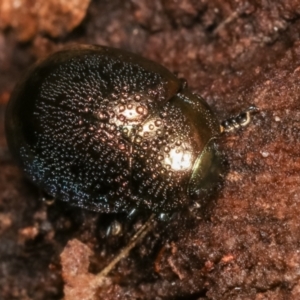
96 213 156 282
220 105 259 133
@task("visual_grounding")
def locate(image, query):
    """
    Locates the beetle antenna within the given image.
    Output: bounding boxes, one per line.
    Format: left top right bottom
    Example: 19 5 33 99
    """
96 213 156 282
220 105 259 133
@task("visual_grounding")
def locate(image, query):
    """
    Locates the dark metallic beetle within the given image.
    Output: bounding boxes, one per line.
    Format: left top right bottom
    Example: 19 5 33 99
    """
5 45 258 279
5 44 228 214
6 46 251 213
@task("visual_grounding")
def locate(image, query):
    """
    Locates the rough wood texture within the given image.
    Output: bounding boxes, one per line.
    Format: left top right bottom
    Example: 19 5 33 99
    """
0 0 300 299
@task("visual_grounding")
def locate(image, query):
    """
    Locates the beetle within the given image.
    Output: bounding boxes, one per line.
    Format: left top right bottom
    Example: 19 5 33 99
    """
5 44 257 279
5 44 226 214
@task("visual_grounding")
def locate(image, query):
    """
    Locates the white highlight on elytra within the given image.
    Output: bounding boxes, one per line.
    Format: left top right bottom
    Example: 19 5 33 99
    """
164 147 192 171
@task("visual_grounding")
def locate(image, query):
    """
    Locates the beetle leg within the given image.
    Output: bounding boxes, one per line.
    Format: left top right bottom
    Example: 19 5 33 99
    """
158 212 175 222
106 220 122 237
96 213 156 282
127 208 138 220
178 78 188 91
220 105 259 133
39 190 56 205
